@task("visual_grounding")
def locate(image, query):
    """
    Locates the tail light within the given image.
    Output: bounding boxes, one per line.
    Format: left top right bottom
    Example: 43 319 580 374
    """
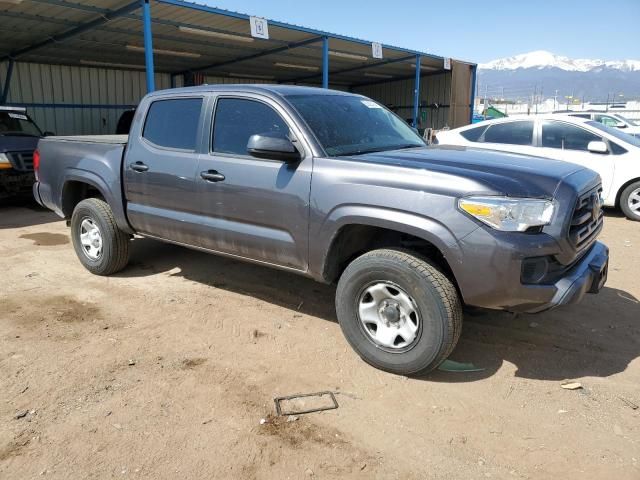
33 149 40 181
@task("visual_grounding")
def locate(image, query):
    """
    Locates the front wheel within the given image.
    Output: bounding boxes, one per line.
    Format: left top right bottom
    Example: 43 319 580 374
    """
70 198 130 275
335 249 462 376
620 181 640 221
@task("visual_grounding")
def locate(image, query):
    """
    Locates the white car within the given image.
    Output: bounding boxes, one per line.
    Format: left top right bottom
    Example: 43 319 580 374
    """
559 111 640 137
436 115 640 220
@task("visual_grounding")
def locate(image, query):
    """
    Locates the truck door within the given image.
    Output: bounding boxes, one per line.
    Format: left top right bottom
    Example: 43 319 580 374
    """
195 94 312 271
124 96 206 244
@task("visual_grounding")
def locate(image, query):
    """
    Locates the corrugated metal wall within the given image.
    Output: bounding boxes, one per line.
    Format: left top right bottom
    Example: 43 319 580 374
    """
353 70 473 130
1 61 471 135
0 62 172 135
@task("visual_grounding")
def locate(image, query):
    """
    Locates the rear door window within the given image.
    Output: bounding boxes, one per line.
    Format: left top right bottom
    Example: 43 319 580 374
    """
460 125 489 142
143 98 203 150
541 121 602 151
212 98 290 156
482 121 534 145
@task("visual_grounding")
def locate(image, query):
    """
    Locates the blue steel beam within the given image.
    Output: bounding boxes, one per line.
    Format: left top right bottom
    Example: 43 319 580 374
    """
284 54 416 85
1 59 15 104
413 55 421 127
181 36 324 74
2 1 142 62
469 64 477 124
322 36 329 88
351 69 446 89
142 0 155 93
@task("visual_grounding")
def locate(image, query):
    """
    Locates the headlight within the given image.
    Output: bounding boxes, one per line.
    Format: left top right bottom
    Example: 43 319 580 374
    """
458 196 555 232
0 153 11 169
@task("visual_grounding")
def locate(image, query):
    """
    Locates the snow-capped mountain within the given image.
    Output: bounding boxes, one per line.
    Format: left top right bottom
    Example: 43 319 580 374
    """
478 51 640 101
480 50 640 73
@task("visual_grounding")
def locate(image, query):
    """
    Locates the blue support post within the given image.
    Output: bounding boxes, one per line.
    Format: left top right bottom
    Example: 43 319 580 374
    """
1 58 15 105
413 55 421 128
322 36 329 89
469 64 477 124
142 0 155 93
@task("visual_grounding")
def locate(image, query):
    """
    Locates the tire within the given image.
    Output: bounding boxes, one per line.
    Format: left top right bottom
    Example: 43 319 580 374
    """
335 248 462 376
620 181 640 221
70 198 130 275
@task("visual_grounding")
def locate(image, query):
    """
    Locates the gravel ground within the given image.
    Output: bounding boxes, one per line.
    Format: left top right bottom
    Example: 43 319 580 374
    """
1 201 639 479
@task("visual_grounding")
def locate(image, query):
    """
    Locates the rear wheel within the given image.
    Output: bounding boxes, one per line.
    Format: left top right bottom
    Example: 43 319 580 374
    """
620 181 640 221
70 198 130 275
335 248 462 375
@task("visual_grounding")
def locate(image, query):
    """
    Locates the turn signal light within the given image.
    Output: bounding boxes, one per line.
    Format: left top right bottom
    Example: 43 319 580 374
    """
33 149 40 180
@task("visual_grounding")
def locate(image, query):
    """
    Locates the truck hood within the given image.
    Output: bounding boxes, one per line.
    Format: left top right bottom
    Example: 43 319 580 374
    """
0 135 40 153
343 145 589 198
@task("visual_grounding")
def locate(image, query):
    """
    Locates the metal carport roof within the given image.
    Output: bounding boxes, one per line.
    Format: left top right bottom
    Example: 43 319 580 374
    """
0 0 476 125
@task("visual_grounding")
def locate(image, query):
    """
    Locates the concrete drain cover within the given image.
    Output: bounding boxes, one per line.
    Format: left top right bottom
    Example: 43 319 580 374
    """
274 391 338 416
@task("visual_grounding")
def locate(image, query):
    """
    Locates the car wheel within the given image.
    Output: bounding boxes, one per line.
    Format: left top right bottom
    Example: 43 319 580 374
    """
620 181 640 221
335 248 462 375
70 198 130 275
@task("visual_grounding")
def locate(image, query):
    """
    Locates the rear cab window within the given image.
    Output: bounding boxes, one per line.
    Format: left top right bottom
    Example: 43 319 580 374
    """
142 98 203 150
211 97 290 156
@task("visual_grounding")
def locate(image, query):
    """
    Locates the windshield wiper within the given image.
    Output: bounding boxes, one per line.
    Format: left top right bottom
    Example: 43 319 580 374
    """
0 132 39 137
338 144 423 157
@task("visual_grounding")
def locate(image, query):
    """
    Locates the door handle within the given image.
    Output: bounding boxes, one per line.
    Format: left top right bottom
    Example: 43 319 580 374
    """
200 170 225 182
130 161 149 172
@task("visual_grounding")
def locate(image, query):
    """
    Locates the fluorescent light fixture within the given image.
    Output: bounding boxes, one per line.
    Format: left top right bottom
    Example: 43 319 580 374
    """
329 50 368 61
0 0 24 4
178 26 254 43
410 63 438 71
229 72 274 80
126 45 201 59
364 72 393 79
80 60 146 70
274 62 319 71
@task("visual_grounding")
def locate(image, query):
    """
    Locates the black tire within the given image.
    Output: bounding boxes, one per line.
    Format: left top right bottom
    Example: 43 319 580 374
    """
70 198 130 275
619 181 640 221
335 248 462 376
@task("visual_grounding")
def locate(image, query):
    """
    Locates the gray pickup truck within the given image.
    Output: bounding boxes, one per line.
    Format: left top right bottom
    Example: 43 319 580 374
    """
33 85 609 375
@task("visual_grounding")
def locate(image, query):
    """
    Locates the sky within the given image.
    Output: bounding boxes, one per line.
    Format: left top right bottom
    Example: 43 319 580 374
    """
200 0 640 63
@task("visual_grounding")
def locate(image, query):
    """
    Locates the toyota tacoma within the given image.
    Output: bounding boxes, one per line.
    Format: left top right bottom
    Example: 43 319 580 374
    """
33 85 609 375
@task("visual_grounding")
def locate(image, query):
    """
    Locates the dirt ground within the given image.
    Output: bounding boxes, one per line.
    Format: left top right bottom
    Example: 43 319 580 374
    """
1 201 639 480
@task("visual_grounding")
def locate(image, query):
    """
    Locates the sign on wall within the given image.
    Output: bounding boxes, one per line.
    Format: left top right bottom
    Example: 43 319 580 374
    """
444 57 451 70
372 42 383 59
250 16 269 39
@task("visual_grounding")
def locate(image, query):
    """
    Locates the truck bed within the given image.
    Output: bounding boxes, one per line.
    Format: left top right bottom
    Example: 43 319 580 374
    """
46 135 128 144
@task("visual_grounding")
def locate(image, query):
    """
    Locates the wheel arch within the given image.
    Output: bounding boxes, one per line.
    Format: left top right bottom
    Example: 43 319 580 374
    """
317 207 465 288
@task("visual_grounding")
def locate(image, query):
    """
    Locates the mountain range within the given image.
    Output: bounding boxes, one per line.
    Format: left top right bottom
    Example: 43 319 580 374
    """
477 51 640 102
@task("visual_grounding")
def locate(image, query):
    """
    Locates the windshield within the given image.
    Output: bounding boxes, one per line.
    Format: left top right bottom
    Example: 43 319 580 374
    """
286 94 425 156
0 111 42 136
587 120 640 148
613 114 639 127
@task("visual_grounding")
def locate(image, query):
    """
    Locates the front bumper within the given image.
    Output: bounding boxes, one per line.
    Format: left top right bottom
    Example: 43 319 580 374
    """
525 241 608 313
0 170 35 198
455 221 609 313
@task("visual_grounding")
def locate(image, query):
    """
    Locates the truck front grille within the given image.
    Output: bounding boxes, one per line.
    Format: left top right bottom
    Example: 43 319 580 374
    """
7 151 34 172
569 186 603 251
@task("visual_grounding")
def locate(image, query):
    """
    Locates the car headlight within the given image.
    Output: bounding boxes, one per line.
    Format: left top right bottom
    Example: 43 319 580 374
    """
458 196 555 232
0 153 11 169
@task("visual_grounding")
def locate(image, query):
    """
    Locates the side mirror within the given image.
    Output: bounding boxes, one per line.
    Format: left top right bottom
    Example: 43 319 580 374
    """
587 140 608 154
247 132 300 162
616 123 627 129
43 131 55 137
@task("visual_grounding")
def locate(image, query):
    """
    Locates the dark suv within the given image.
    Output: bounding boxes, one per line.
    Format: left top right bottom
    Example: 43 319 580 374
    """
0 106 48 199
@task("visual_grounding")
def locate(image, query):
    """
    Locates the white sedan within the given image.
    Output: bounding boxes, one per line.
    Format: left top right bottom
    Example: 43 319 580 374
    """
436 115 640 220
